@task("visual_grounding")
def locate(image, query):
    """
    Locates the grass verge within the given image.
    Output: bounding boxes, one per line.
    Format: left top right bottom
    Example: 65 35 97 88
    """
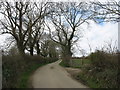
77 68 118 88
60 59 118 88
18 63 45 88
59 60 67 67
59 60 101 88
76 72 100 88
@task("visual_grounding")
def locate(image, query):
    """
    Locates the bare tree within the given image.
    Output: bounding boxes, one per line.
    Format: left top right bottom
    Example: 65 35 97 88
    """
25 2 51 56
0 2 30 55
91 0 120 23
86 38 92 53
104 39 118 54
36 33 59 58
46 2 95 66
0 2 50 55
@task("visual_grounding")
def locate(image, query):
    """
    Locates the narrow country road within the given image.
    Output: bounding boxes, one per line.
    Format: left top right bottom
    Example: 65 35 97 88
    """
30 60 88 88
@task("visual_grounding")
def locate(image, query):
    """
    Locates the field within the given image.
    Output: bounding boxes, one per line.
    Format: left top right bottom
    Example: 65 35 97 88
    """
70 59 91 68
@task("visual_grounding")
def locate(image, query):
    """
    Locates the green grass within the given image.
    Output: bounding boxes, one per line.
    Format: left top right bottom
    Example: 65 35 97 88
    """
18 63 45 88
18 60 57 88
60 58 118 88
59 60 70 67
78 69 118 88
59 59 100 88
70 59 91 68
78 73 101 88
59 59 91 68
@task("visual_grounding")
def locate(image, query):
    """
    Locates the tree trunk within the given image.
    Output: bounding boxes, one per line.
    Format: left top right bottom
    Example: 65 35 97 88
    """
62 45 72 67
18 45 25 56
36 41 40 55
17 40 25 56
30 46 33 56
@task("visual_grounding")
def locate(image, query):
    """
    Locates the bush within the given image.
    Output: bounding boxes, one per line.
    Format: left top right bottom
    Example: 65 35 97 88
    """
2 53 57 88
80 50 119 88
89 50 118 70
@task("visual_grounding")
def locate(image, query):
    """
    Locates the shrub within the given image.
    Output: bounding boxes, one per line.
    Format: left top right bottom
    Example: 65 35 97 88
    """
81 50 119 88
2 53 58 88
89 50 118 70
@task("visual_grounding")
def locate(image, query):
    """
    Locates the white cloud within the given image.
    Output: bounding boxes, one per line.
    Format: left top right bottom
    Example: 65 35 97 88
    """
74 21 118 57
0 34 11 50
